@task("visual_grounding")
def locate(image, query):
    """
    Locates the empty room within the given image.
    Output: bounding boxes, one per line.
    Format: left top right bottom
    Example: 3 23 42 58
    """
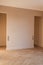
0 0 43 65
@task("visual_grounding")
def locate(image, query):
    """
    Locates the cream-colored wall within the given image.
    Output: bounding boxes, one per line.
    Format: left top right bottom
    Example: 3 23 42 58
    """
0 0 43 11
0 13 6 46
0 6 43 50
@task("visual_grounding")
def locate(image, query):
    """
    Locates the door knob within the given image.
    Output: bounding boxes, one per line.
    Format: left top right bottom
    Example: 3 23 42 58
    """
8 36 9 41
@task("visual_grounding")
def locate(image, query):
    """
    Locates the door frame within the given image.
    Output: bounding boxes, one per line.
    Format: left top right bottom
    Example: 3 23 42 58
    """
0 13 7 49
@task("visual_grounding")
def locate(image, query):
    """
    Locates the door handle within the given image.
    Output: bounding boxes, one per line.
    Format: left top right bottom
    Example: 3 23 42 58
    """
32 35 34 40
8 36 9 41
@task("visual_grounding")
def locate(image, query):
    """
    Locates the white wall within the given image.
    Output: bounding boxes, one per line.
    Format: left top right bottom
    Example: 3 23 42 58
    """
0 6 43 50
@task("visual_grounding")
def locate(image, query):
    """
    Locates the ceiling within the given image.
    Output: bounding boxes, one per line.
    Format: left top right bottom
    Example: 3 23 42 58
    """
0 0 43 11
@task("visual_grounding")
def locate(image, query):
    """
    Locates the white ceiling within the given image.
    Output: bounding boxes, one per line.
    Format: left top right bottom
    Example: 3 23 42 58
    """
0 0 43 11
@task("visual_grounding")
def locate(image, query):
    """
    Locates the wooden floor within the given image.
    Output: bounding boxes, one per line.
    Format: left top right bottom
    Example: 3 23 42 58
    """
0 47 43 65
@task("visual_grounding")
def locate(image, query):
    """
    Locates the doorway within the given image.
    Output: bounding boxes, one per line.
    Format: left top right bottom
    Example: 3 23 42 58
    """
34 16 42 47
0 13 6 50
